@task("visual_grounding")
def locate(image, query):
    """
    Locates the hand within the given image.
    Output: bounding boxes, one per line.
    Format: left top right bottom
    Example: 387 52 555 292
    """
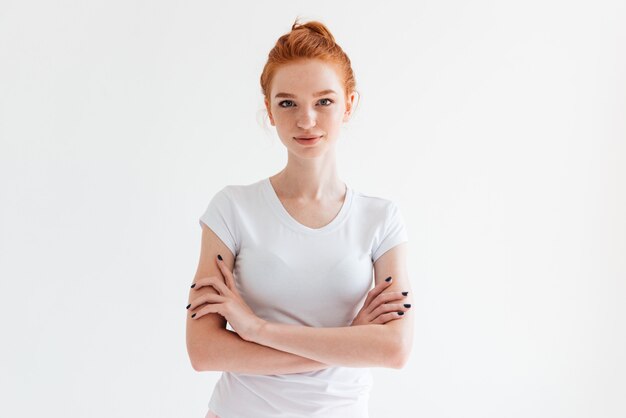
351 276 411 326
188 255 267 342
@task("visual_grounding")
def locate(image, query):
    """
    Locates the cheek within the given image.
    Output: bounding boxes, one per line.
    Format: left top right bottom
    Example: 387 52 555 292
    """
316 107 343 122
272 109 292 123
329 103 347 117
326 109 346 126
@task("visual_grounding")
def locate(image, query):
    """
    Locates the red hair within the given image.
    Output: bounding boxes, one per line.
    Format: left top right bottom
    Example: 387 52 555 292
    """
260 18 357 108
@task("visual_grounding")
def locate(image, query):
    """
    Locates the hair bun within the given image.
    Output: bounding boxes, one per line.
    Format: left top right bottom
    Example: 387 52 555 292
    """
291 19 336 44
259 18 357 114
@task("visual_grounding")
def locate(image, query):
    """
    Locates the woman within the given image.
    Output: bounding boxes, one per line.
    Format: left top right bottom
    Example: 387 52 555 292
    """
186 19 413 418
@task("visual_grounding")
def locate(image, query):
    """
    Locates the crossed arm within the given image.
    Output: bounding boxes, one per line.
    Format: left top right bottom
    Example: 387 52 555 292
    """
250 243 412 369
252 321 400 369
187 226 413 373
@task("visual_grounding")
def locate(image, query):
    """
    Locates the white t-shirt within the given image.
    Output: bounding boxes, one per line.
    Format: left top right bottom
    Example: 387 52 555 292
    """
198 177 409 418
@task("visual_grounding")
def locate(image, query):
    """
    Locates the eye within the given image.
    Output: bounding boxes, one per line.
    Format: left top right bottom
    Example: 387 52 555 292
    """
278 98 334 108
318 98 334 106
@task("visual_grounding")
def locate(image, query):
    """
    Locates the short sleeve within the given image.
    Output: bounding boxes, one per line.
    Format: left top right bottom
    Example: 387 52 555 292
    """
198 187 239 257
371 201 409 263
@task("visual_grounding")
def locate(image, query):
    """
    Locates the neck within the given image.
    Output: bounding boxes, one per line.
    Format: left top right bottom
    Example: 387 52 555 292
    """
270 154 345 201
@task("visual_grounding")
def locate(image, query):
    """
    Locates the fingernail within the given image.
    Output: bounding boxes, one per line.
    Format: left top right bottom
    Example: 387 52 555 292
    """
398 311 404 316
217 254 223 261
191 283 196 288
186 303 191 309
191 313 196 318
404 304 411 308
402 291 408 296
385 276 392 282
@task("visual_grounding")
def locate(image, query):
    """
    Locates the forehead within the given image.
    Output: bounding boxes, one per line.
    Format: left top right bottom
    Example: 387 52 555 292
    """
271 59 343 96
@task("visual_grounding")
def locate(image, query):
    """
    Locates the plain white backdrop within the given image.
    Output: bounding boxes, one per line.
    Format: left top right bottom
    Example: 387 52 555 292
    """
1 1 625 417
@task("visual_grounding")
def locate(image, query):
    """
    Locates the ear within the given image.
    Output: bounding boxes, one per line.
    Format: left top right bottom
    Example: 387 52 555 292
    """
264 98 275 126
343 91 356 123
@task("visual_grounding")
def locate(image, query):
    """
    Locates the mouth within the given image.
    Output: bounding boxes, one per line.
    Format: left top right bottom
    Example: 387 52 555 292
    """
294 135 323 145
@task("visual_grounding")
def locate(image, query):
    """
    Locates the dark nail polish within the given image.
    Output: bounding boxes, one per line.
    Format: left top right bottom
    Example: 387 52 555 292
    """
217 254 223 261
385 276 392 282
402 291 409 296
191 313 196 318
191 283 196 288
404 304 411 308
186 303 191 309
398 311 404 316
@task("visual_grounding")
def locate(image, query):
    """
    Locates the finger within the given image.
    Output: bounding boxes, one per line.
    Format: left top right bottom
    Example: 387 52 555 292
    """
364 276 393 311
371 302 411 319
191 275 220 290
192 302 223 320
189 292 226 311
376 311 406 324
192 276 231 296
216 255 237 292
368 291 408 313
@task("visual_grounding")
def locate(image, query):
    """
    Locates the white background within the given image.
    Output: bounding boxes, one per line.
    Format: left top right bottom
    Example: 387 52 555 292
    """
1 1 625 417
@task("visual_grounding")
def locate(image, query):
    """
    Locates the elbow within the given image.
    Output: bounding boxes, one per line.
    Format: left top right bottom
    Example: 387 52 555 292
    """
190 344 229 372
388 334 412 369
190 356 207 372
391 348 409 369
191 361 202 372
188 346 220 372
188 326 231 372
190 353 221 372
189 333 235 372
189 350 209 372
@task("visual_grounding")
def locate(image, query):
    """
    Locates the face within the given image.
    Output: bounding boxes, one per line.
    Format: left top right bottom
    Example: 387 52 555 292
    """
265 59 355 159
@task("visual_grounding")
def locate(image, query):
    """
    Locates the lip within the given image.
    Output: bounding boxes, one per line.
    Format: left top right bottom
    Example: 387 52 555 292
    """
294 135 322 145
295 135 322 139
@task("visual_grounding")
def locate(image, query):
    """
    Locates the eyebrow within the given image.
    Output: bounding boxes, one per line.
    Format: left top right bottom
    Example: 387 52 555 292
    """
274 89 338 99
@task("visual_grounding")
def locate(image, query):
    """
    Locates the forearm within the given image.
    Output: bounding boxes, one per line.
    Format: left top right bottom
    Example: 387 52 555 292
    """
195 328 331 375
253 322 400 368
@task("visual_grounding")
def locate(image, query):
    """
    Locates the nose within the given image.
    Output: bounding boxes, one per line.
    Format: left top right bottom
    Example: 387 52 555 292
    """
296 107 316 130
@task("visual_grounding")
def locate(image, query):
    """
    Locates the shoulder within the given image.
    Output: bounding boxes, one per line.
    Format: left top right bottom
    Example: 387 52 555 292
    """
213 178 266 202
351 188 401 220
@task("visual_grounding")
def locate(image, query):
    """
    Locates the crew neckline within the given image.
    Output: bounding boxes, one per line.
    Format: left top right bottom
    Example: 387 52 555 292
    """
262 177 353 234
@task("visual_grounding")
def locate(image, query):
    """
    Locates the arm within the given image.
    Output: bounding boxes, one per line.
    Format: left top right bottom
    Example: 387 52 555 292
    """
251 243 412 369
253 322 400 368
192 327 332 375
186 225 331 374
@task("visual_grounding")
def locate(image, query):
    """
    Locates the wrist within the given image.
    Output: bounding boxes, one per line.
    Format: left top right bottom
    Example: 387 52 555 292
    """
252 317 268 343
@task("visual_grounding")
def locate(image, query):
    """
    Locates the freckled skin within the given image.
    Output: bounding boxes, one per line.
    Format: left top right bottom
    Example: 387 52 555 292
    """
264 59 356 161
